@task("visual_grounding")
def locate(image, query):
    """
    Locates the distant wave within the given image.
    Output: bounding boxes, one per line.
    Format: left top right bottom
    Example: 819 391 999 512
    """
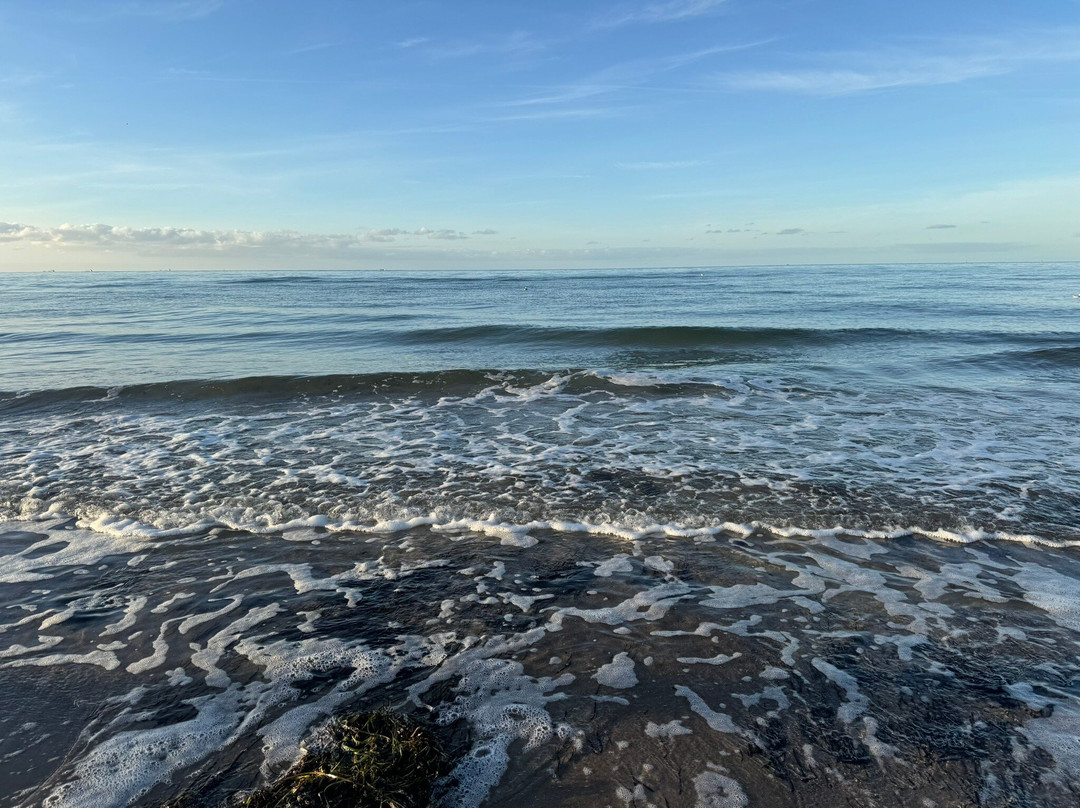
949 343 1080 370
390 323 849 347
995 345 1080 367
8 504 1077 550
222 274 330 285
3 323 1079 409
0 369 735 412
5 321 1077 357
356 323 1080 351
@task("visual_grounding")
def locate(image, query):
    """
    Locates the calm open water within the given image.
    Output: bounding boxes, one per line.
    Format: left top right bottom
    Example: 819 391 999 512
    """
1 264 1079 807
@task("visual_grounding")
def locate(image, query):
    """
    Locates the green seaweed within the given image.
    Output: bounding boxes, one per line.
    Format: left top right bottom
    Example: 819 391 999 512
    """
238 711 452 808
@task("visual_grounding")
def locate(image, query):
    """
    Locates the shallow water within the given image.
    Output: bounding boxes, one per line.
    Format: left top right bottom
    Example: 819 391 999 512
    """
1 264 1079 806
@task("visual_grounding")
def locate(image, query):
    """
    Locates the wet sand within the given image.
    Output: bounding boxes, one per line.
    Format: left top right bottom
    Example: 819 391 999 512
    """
3 521 1080 807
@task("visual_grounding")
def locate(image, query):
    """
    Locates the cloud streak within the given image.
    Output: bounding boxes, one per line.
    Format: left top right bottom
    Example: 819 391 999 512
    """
715 28 1080 95
506 44 759 108
597 0 728 29
409 31 544 61
70 1 226 23
617 160 707 169
0 222 494 251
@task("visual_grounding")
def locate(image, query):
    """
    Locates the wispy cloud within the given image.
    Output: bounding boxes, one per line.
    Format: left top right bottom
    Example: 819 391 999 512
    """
893 241 1028 253
70 1 226 22
415 30 544 61
488 106 618 122
286 41 341 56
506 44 758 107
715 28 1080 95
597 0 728 29
0 70 48 88
926 224 957 229
617 160 707 169
413 227 469 240
0 222 489 251
720 61 1005 94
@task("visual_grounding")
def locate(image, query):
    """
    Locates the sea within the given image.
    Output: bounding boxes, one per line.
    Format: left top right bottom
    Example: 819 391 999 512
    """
1 263 1079 808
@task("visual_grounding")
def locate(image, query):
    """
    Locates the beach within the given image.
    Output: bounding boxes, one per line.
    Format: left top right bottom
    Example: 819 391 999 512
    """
2 265 1079 807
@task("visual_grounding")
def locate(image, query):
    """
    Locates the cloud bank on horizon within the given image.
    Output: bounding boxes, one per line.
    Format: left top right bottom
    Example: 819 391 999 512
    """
0 0 1077 269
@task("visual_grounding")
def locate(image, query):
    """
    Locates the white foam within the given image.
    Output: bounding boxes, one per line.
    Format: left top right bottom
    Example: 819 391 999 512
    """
1005 682 1053 711
652 622 724 638
550 582 692 627
1018 696 1080 780
594 554 634 578
645 719 692 739
735 686 789 712
693 766 749 808
873 633 927 662
39 604 79 629
677 652 741 666
434 653 573 808
245 631 437 778
9 497 1078 554
811 658 896 760
1013 563 1080 635
0 528 147 584
0 634 64 658
503 593 554 613
165 667 192 686
3 649 119 670
177 594 243 635
296 610 320 633
644 555 674 573
592 694 631 706
235 563 345 595
675 686 757 742
811 658 866 723
594 652 638 689
190 604 282 688
126 621 174 675
151 592 195 614
44 686 248 808
100 595 149 637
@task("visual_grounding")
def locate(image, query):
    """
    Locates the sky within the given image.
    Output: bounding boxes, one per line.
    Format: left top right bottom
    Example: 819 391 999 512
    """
1 0 1078 270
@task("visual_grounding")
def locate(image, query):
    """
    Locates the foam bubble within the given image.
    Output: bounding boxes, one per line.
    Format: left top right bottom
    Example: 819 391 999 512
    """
3 649 119 670
693 766 749 808
44 686 247 808
551 582 692 627
0 527 147 584
126 621 173 674
595 652 638 689
1013 563 1080 634
645 719 692 739
100 595 149 637
675 686 757 742
433 654 573 808
677 652 741 666
594 554 635 578
1018 697 1080 780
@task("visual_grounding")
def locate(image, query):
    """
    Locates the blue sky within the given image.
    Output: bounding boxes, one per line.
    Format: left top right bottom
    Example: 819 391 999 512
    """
1 0 1078 269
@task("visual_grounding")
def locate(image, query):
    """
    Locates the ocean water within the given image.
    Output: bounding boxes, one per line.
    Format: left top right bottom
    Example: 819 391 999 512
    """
1 264 1079 807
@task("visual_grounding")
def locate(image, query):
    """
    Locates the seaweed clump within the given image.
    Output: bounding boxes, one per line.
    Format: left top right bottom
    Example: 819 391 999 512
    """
239 711 452 808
